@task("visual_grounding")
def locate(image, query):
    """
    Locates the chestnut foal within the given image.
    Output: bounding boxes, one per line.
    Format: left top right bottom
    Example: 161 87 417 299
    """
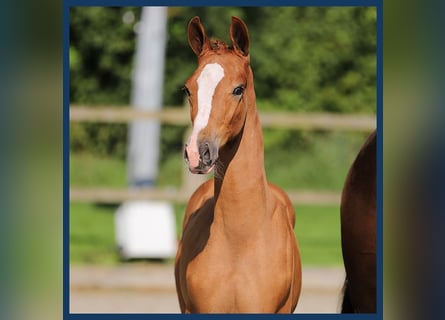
174 16 301 313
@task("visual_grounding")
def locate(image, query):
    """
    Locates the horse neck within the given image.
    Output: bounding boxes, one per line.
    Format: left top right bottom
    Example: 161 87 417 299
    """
213 86 270 239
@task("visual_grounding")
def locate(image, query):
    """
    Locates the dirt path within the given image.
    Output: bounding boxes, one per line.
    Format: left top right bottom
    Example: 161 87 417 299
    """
70 263 345 313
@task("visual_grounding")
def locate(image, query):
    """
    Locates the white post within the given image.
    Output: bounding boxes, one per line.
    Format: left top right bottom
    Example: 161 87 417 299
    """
117 7 176 260
127 7 167 187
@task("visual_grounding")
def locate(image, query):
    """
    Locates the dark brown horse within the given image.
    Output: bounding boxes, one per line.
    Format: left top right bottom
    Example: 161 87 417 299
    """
340 129 377 313
174 16 301 313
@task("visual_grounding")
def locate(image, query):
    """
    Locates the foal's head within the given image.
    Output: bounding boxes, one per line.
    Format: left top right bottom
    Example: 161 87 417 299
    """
183 16 253 174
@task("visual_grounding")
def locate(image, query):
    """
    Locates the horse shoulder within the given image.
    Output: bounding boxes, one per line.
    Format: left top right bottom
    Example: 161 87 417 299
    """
182 179 214 231
266 182 302 312
268 182 296 228
176 179 215 312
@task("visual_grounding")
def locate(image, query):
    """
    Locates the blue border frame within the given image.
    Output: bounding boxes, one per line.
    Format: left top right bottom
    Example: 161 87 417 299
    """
376 1 383 317
63 1 383 319
63 1 71 318
67 0 379 6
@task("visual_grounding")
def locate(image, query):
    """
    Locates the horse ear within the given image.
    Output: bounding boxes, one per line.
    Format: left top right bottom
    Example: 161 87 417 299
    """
230 16 250 56
188 16 210 57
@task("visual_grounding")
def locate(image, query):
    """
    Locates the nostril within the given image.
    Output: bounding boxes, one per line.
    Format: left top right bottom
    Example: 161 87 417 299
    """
200 143 211 165
183 145 189 162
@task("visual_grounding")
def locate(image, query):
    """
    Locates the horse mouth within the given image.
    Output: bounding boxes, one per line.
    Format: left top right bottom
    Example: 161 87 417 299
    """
188 162 215 175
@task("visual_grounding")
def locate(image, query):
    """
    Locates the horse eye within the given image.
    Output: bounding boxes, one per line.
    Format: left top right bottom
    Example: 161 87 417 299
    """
181 86 191 97
232 86 244 96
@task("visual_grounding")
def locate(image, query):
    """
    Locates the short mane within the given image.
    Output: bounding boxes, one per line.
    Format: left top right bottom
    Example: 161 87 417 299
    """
209 38 232 52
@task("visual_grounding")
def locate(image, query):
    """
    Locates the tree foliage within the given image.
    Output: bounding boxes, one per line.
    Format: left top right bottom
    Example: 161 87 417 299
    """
70 7 376 158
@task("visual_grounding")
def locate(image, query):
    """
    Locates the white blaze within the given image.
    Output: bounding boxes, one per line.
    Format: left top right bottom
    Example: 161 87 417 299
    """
187 63 224 167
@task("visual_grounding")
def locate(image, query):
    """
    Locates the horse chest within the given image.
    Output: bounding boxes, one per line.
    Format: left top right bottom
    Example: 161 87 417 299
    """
183 236 290 313
186 263 282 312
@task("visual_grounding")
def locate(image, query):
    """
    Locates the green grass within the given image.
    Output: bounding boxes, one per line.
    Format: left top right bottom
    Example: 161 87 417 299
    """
294 205 342 266
70 202 120 265
156 155 184 188
264 131 368 190
70 202 342 266
70 152 127 187
70 131 368 190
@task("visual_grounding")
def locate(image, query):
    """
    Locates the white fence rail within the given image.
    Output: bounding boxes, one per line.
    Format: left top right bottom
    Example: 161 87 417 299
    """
70 105 375 131
69 105 375 205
